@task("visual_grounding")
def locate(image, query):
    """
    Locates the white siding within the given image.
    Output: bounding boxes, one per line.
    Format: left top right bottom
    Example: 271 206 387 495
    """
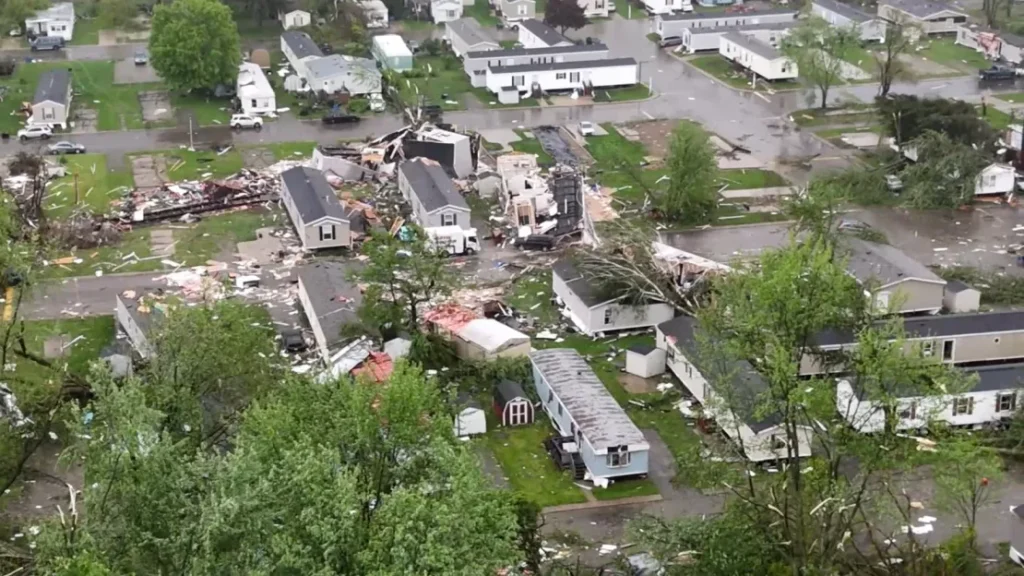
587 300 675 335
282 10 311 29
485 62 638 94
683 26 791 53
578 0 610 18
643 0 683 15
431 0 464 23
298 276 331 360
975 164 1016 195
30 101 67 128
719 36 798 80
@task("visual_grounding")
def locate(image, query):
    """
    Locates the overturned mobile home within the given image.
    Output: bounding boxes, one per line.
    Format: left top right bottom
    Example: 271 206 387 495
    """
363 123 481 179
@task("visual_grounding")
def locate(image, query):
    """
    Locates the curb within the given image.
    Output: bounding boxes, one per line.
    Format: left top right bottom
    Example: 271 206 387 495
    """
541 494 663 514
473 92 660 113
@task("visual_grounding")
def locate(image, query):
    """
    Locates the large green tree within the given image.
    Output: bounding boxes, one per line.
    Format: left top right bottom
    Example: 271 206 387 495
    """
148 0 241 92
0 0 47 35
901 130 988 209
96 0 138 29
661 121 718 224
781 18 858 109
877 94 997 150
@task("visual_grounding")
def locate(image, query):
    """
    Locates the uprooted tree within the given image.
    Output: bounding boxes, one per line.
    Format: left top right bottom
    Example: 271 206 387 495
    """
877 94 997 150
900 130 988 209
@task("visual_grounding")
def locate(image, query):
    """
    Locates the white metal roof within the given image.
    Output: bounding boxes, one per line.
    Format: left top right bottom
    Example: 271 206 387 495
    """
237 62 274 100
458 319 529 352
372 34 413 57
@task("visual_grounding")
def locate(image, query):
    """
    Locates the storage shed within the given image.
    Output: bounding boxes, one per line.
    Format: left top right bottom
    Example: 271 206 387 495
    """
371 34 414 71
943 279 982 313
625 344 667 378
454 399 487 437
493 379 533 426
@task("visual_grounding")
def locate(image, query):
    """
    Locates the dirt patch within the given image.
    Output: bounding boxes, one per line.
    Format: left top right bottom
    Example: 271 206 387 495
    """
138 90 173 124
131 154 169 190
5 438 83 523
242 147 276 169
70 108 98 133
619 373 658 394
114 59 161 85
624 119 679 159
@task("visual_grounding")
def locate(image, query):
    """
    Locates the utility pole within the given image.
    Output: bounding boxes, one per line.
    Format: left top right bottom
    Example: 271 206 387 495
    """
188 116 195 152
73 171 79 205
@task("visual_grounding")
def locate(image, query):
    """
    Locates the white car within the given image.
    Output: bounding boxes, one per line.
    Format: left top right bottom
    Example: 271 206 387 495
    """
579 121 595 137
369 93 385 113
230 114 263 130
17 125 51 141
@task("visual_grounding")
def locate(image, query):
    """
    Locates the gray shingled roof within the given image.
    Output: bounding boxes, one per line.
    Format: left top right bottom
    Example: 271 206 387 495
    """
282 30 323 60
813 0 874 22
297 262 361 349
446 18 498 48
945 279 977 294
552 259 617 308
34 69 70 105
847 361 1024 398
687 21 796 36
530 349 647 451
281 166 349 225
843 237 944 288
658 315 781 433
721 32 784 60
814 310 1024 347
490 57 637 74
466 42 608 59
399 159 469 213
519 19 571 46
879 0 965 18
661 8 797 21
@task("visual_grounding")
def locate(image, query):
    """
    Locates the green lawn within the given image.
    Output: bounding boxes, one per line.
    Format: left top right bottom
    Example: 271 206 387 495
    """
45 228 157 278
235 15 286 40
995 92 1024 103
840 43 877 74
70 17 103 46
128 148 244 184
715 168 787 190
260 141 316 161
979 105 1013 130
0 61 160 133
592 477 660 501
919 38 990 71
173 209 275 266
593 84 652 102
394 56 473 110
620 2 651 18
396 19 438 32
712 201 789 226
688 55 800 91
511 130 555 166
483 422 589 508
47 154 133 218
465 0 501 27
588 123 647 166
170 92 233 127
469 87 539 108
791 105 877 127
508 271 559 325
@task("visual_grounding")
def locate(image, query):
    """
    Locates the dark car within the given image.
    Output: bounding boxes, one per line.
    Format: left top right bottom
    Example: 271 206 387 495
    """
658 36 683 48
29 35 64 51
514 235 556 251
322 112 361 125
979 65 1017 81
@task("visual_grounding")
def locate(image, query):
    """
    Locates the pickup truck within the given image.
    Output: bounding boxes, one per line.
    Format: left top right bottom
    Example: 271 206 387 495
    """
979 65 1018 81
322 112 360 125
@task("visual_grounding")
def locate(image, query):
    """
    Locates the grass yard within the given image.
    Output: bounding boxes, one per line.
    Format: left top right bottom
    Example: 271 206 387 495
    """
172 209 275 265
260 141 316 161
484 422 589 508
170 92 233 127
394 56 473 110
996 92 1024 103
979 105 1013 130
46 154 134 218
919 38 990 71
511 130 555 166
790 105 878 127
712 201 789 226
592 477 661 501
0 61 159 133
470 87 539 108
689 55 754 90
715 168 787 190
46 228 157 278
70 17 103 45
840 43 877 74
235 15 287 40
508 270 559 325
128 148 245 184
465 0 501 27
619 3 651 18
593 84 652 102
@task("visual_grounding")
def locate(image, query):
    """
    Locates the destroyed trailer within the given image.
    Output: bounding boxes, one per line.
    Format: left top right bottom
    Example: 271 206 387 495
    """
111 170 280 225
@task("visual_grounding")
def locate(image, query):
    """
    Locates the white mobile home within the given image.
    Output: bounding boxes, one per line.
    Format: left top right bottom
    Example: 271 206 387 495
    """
485 57 638 96
877 0 967 35
280 9 311 29
371 34 414 72
518 19 574 48
25 2 74 41
657 315 814 463
280 166 352 251
578 0 610 18
655 9 799 40
843 237 947 315
30 68 71 129
281 30 323 80
297 262 362 361
463 43 609 87
446 18 500 57
682 21 794 53
719 32 798 81
531 349 651 480
499 0 537 22
836 363 1024 433
956 25 1004 59
975 163 1015 196
811 0 886 42
237 62 276 115
305 55 382 95
643 0 684 15
431 0 464 23
943 280 981 314
397 158 472 229
360 0 389 28
552 259 675 336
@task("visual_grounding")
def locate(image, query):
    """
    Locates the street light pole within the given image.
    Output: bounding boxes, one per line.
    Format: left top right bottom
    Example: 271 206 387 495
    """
188 116 194 152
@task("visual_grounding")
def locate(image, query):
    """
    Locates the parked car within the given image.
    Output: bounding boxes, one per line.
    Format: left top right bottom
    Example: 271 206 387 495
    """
514 235 556 251
608 1 616 11
230 114 263 130
368 93 386 112
322 112 360 125
28 35 64 51
280 329 308 353
885 174 903 192
134 48 148 65
408 40 420 53
579 121 595 137
658 36 683 48
979 65 1018 81
17 126 52 141
47 141 85 154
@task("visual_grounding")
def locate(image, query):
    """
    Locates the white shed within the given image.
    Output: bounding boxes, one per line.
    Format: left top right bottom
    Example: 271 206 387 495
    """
625 344 667 378
719 31 798 81
360 0 389 28
943 279 981 313
431 0 464 23
237 62 276 115
281 9 311 29
976 163 1015 196
454 402 487 437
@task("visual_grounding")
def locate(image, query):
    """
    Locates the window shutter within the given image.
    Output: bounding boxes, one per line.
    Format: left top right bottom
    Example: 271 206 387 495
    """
318 226 324 241
452 213 457 226
1013 394 1018 411
969 397 975 415
951 400 958 416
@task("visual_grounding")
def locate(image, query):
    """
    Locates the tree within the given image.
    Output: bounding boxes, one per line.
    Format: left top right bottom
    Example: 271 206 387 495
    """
148 0 241 92
934 433 1004 545
876 94 996 150
353 227 456 335
36 360 522 574
781 18 858 109
242 0 287 28
901 130 988 209
874 18 916 97
983 0 1009 27
0 0 47 35
543 0 585 35
96 0 138 29
659 121 718 224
